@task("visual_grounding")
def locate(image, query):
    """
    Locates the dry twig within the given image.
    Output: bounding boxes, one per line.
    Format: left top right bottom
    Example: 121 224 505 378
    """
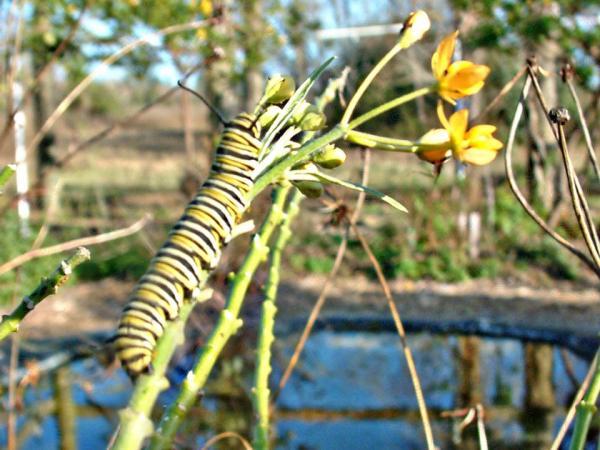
0 215 150 276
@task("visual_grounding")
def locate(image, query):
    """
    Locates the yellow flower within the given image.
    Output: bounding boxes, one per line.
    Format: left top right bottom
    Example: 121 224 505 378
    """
199 0 213 17
431 31 490 103
437 103 503 165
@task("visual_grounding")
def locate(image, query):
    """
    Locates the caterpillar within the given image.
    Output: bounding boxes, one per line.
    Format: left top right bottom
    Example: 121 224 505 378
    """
115 112 262 378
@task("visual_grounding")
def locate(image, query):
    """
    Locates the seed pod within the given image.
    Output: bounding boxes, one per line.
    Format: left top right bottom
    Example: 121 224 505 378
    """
292 102 326 131
313 144 346 169
264 75 295 104
293 180 324 198
258 105 282 127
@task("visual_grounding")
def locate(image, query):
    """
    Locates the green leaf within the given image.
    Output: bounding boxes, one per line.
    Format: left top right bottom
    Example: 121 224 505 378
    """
260 56 335 155
0 164 16 192
312 171 408 213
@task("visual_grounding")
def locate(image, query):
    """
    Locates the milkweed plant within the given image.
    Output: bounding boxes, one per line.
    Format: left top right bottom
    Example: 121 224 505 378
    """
4 10 504 450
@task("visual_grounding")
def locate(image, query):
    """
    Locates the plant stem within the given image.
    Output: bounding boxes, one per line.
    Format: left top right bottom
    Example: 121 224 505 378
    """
348 86 433 130
569 355 600 450
0 247 90 342
112 286 212 450
252 126 345 197
345 130 416 151
149 186 291 450
253 189 302 450
341 42 406 126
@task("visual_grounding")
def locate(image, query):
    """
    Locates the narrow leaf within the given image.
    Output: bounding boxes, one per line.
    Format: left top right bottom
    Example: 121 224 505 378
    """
313 171 408 213
0 164 16 191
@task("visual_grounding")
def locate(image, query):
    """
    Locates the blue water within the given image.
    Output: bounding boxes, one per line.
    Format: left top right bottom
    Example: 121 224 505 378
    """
1 331 592 449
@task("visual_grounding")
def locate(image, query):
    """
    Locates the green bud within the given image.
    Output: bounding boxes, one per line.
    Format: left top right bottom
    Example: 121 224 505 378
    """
313 144 346 169
292 102 326 131
258 105 282 127
264 75 296 104
292 180 324 198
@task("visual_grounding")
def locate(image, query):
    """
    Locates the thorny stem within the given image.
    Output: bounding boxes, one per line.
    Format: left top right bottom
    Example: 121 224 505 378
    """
253 189 302 450
504 76 600 277
349 222 435 450
111 286 213 450
148 187 291 450
569 355 600 450
0 247 90 342
551 351 599 450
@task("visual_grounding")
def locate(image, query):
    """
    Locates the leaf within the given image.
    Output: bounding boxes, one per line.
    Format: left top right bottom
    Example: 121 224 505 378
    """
260 56 335 155
0 164 16 192
312 171 408 213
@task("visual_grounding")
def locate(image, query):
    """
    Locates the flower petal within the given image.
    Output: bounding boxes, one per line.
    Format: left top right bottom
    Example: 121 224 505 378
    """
448 109 469 141
431 31 458 80
466 124 496 138
459 148 500 166
419 128 450 146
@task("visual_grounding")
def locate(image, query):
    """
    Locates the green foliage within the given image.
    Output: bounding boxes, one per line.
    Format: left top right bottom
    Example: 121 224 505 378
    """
0 214 64 305
76 243 149 281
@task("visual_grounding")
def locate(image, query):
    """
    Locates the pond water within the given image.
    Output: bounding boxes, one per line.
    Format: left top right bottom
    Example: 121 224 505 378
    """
0 329 594 450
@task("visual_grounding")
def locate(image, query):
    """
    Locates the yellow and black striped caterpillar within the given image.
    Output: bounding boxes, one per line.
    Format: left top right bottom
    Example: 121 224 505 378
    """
115 112 262 378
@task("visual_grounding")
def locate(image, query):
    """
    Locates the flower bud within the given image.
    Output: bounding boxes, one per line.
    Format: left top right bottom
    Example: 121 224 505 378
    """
398 10 430 48
258 105 282 127
313 144 346 169
293 102 326 131
292 180 324 198
264 75 295 104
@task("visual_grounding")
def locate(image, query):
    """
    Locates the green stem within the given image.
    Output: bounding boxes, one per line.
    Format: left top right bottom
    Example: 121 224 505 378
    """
253 189 302 450
252 126 346 197
348 86 433 130
148 186 291 450
112 286 212 450
0 247 90 342
346 130 415 151
341 42 406 126
569 356 600 450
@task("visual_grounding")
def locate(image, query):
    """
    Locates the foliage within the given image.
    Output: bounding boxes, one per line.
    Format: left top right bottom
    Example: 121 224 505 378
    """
0 214 66 305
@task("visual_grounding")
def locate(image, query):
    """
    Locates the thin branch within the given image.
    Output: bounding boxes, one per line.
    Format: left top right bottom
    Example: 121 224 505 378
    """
349 220 435 450
504 76 600 277
274 149 371 400
199 432 253 450
476 404 488 450
24 19 212 159
0 215 150 276
562 64 600 180
550 351 599 450
54 61 205 168
0 247 90 342
473 66 526 123
553 113 600 266
0 3 87 152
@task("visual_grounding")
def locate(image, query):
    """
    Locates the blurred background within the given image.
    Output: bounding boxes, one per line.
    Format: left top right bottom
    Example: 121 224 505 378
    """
1 1 600 449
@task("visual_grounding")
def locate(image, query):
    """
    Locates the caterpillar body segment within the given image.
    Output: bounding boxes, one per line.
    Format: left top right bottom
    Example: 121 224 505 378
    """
115 112 262 378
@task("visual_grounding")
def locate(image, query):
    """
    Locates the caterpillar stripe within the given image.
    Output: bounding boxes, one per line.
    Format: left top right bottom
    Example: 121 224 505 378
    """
115 112 262 378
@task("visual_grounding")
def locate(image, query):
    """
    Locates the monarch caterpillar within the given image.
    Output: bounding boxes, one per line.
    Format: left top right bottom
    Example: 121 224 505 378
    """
115 112 262 378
